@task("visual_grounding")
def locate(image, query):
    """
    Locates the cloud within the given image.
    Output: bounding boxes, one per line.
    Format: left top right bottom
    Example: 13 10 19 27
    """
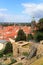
22 3 43 19
0 3 43 23
0 8 8 11
0 13 29 23
0 13 14 22
13 15 29 22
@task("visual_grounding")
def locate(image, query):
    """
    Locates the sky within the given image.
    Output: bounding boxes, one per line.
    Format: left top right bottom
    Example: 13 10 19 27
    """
0 0 43 23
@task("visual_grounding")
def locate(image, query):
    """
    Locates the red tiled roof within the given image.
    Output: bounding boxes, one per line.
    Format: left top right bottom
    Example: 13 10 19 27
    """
0 25 35 41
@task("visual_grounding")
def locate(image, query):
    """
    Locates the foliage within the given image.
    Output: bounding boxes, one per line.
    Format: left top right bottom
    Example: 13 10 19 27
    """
34 32 43 42
33 18 43 42
0 22 14 26
37 18 43 31
15 29 26 41
27 34 33 41
14 23 31 26
5 53 13 57
3 42 13 54
0 49 4 58
0 53 3 58
8 58 17 65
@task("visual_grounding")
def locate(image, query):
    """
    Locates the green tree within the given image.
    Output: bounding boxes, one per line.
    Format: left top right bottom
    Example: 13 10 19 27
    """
33 18 43 42
27 34 33 41
38 18 43 31
15 29 26 42
34 32 43 42
3 42 13 54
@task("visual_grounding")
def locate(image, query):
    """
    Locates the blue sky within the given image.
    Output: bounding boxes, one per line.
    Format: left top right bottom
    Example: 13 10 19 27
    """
0 0 43 23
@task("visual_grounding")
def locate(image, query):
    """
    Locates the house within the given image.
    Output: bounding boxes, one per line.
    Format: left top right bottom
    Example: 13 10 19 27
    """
0 25 32 41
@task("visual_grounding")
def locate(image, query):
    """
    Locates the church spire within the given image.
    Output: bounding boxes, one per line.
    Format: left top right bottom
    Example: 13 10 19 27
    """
31 17 36 29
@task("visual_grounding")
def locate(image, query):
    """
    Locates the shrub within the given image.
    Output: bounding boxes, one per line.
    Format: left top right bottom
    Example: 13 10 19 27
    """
3 42 13 54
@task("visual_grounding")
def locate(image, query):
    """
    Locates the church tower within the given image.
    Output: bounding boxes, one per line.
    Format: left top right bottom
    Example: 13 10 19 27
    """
31 17 36 29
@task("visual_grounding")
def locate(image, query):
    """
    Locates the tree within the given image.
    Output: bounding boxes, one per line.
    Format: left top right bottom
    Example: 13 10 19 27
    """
3 42 13 54
27 34 33 41
37 18 43 31
34 32 43 42
15 29 26 42
33 18 43 42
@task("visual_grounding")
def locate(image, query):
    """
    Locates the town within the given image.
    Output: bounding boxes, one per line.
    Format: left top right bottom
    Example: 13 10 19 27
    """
0 18 43 65
0 0 43 65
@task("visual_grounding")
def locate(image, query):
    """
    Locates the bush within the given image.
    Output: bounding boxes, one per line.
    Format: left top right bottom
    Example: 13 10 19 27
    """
3 42 13 54
0 50 4 58
5 53 13 57
0 53 3 58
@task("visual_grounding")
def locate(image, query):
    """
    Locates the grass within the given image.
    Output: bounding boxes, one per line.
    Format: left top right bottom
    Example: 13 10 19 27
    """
8 59 17 65
3 59 11 65
41 63 43 65
22 43 31 48
30 57 43 65
22 52 29 57
16 62 23 65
